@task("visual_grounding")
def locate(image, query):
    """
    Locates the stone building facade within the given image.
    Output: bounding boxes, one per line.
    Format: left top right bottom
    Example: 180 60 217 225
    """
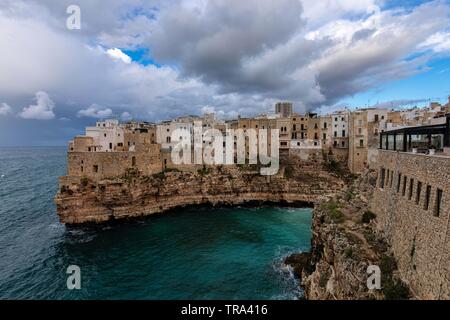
67 144 162 180
371 150 450 299
349 110 369 174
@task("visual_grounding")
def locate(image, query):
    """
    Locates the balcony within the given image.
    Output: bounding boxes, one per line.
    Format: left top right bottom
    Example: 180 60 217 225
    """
379 115 450 157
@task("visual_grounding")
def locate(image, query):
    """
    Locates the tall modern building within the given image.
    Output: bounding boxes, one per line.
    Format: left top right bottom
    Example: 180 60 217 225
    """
275 102 293 118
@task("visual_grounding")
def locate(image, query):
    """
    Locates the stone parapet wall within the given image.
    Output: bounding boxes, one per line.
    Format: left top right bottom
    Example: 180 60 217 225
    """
371 150 450 299
67 144 162 179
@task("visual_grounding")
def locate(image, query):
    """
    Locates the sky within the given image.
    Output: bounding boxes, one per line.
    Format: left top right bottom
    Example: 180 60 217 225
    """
0 0 449 146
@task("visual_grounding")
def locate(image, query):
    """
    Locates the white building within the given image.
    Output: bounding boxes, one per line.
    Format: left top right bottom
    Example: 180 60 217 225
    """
156 120 193 150
331 111 349 147
85 119 125 152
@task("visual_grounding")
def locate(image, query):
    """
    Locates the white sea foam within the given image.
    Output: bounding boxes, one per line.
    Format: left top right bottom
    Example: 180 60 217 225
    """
272 247 305 300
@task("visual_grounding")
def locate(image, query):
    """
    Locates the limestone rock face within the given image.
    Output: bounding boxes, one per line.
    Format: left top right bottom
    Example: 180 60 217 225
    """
286 170 410 300
55 159 345 225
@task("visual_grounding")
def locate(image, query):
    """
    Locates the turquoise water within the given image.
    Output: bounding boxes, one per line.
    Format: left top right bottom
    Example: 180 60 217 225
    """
0 147 312 300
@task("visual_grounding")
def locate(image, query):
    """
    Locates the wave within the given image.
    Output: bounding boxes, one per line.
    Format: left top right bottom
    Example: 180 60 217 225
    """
271 246 305 300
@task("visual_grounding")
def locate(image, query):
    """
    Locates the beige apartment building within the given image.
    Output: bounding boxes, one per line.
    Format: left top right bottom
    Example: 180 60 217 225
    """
348 110 369 174
291 114 308 140
320 115 333 150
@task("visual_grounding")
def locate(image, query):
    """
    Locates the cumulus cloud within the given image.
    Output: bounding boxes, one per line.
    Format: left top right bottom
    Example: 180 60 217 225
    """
370 99 429 109
420 31 450 53
106 48 132 64
19 91 55 120
77 104 113 119
120 111 132 121
0 102 12 116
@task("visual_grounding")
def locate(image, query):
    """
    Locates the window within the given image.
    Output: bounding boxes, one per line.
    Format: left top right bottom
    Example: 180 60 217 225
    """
359 139 364 147
342 130 346 137
314 133 318 140
334 131 337 137
380 168 385 188
375 114 379 122
390 171 394 188
424 185 431 210
132 157 136 167
314 123 318 129
314 142 318 146
435 189 443 217
409 178 414 200
80 166 83 173
93 165 98 173
104 133 107 137
397 173 402 193
323 133 327 140
324 122 328 129
293 124 296 131
334 141 338 147
358 128 362 135
166 136 171 143
402 176 407 196
358 120 363 126
341 141 345 147
416 181 422 205
109 143 112 150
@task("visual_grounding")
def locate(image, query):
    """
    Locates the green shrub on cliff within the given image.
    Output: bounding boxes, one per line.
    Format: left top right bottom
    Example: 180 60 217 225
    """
344 247 354 259
80 177 89 187
383 279 410 300
284 165 294 179
197 166 211 175
362 211 376 224
379 254 410 300
152 172 166 180
325 202 345 223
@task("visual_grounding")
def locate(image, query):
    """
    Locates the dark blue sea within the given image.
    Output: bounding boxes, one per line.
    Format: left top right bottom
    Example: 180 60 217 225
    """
0 147 312 300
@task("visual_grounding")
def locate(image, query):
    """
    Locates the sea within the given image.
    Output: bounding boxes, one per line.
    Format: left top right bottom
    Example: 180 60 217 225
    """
0 147 312 300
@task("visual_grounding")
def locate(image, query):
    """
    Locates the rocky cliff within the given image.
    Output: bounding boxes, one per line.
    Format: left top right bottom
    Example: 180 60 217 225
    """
286 170 411 300
55 158 345 225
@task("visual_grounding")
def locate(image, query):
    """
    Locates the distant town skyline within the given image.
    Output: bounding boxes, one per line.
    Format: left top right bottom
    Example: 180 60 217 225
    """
1 0 450 146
